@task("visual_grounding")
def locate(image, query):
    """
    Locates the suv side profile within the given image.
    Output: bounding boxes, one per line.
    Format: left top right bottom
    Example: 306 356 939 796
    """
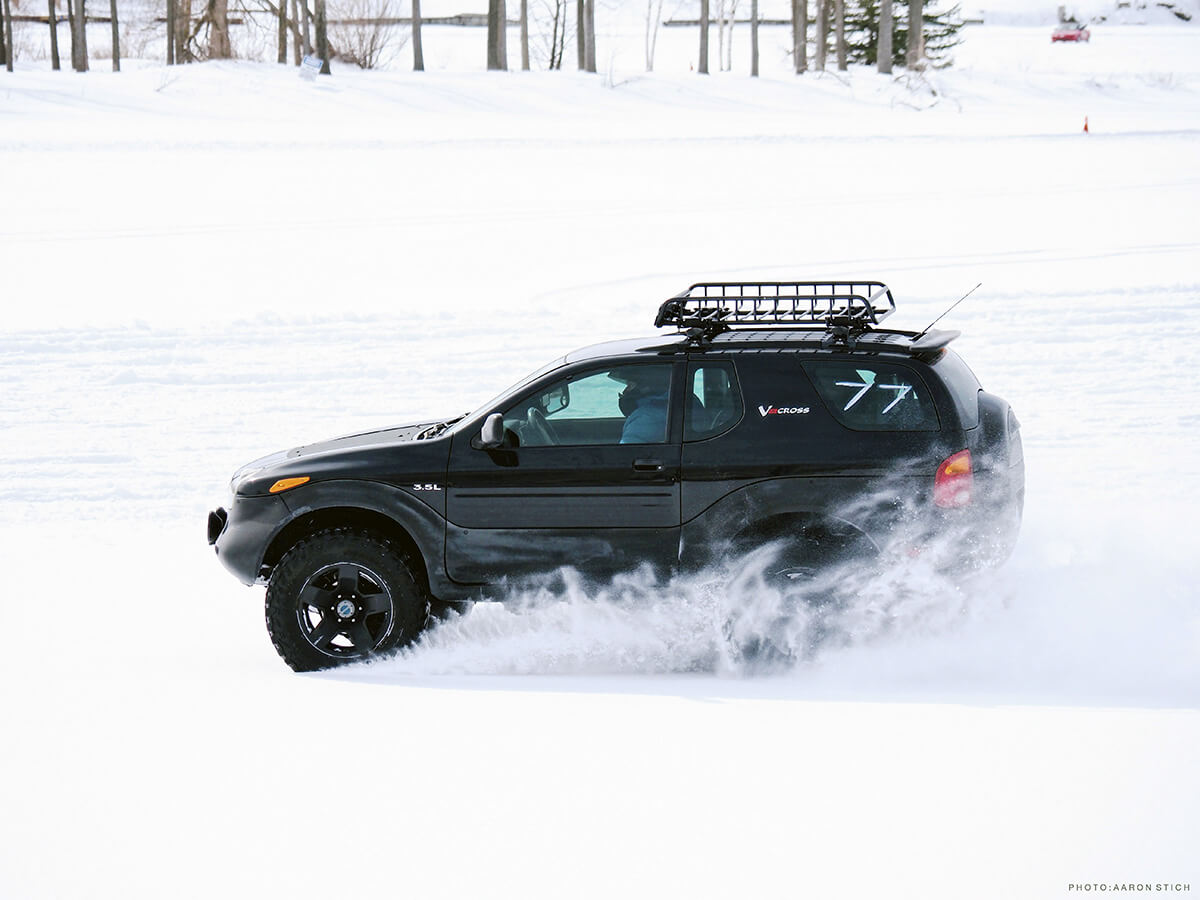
208 281 1024 671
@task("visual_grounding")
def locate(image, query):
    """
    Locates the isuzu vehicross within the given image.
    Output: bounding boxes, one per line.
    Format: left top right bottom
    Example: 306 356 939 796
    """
208 282 1024 671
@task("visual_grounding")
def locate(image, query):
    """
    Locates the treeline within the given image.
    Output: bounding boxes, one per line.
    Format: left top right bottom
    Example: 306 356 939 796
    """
0 0 960 75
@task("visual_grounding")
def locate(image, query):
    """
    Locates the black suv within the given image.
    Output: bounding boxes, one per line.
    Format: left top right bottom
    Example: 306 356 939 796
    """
208 282 1024 671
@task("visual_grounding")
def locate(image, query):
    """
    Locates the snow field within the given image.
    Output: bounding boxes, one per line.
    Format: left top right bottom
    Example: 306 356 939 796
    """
2 22 1200 900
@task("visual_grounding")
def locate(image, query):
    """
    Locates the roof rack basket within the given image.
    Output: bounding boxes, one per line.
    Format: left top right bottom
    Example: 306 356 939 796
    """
656 281 895 339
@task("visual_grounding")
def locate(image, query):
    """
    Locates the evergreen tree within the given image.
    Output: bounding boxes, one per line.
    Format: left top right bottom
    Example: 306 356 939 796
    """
844 0 961 69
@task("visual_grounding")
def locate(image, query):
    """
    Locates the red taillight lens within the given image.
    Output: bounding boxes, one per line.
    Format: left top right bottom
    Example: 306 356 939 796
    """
934 449 973 509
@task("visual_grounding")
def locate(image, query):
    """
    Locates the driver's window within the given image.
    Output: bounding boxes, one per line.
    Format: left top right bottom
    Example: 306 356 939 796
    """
502 364 673 447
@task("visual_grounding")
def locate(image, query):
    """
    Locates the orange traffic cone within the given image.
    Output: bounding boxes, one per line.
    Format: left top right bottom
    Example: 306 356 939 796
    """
1083 116 1089 133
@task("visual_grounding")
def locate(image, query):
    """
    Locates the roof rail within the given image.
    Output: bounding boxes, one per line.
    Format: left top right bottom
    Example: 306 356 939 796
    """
656 281 895 346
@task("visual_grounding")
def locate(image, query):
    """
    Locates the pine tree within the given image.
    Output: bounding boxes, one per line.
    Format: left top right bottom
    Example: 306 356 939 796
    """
844 0 961 68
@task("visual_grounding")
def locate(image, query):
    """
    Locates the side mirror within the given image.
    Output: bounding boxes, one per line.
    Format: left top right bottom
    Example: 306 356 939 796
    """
474 412 505 450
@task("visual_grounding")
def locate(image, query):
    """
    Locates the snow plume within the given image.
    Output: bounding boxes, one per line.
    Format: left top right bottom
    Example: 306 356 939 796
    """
352 504 1200 708
363 541 989 679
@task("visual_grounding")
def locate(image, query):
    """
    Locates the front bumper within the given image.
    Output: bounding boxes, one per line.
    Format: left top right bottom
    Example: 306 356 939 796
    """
208 494 291 585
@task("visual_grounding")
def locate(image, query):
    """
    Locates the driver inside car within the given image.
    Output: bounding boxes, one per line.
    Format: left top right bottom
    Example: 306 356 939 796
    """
612 367 671 444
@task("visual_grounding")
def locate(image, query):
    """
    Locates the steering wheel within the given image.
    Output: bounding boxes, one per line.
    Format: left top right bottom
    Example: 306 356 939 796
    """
525 408 558 446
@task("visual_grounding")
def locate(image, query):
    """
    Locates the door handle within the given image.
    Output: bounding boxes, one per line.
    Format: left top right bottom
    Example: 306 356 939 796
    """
633 459 664 472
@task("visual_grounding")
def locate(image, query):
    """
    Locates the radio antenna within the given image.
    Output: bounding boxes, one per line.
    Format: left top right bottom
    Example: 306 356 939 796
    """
917 283 982 339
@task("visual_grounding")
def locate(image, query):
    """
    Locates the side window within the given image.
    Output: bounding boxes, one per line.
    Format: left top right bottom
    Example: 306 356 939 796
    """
685 361 743 441
502 364 673 447
804 361 939 432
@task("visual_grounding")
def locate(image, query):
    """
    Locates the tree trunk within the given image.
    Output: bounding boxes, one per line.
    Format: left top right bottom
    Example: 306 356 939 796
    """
65 0 75 66
109 0 119 69
277 0 287 62
791 0 805 73
725 0 736 72
906 0 924 69
174 0 191 63
877 0 892 74
644 0 662 72
2 0 13 71
74 0 89 71
518 0 527 70
813 0 825 71
549 0 562 68
211 0 232 59
290 0 300 63
165 0 175 63
300 0 310 54
750 0 757 76
834 0 844 70
486 0 505 70
412 0 424 69
49 0 61 69
583 0 594 72
575 0 583 68
1 0 12 72
314 0 329 72
698 0 707 74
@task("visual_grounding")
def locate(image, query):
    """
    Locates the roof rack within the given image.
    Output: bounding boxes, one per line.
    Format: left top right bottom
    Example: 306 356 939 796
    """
656 281 895 348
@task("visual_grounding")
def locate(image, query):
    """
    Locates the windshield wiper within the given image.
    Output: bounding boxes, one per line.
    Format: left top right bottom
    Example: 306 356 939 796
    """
416 415 466 440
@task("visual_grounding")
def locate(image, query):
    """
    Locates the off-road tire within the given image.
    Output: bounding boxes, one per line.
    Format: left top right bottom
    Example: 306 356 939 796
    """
265 528 429 672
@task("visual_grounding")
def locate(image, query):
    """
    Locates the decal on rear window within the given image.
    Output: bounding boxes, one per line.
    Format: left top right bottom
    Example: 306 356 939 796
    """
805 362 939 432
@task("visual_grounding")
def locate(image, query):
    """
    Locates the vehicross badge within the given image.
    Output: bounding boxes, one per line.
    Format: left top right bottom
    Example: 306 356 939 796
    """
758 405 811 416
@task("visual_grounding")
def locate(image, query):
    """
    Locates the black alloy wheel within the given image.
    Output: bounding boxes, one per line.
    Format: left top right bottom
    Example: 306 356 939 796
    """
296 562 395 659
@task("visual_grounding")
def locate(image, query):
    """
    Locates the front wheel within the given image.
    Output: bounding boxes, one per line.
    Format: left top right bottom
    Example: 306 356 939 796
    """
265 529 429 672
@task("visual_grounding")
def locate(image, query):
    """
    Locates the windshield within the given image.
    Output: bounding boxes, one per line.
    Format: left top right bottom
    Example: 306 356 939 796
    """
450 354 568 434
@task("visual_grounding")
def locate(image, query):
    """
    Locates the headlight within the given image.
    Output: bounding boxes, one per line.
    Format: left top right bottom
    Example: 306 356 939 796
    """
230 450 290 495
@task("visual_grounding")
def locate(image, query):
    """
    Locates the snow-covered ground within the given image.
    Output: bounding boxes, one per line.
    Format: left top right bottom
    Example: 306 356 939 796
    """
2 20 1199 900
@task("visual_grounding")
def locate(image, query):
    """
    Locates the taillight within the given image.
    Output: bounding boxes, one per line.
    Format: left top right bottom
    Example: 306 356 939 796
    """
934 449 973 508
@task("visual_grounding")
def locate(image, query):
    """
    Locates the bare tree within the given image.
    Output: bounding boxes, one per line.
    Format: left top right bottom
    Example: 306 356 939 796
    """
542 0 565 68
834 0 844 70
791 0 805 73
210 0 233 58
519 0 528 69
300 0 311 54
643 0 663 72
174 0 193 63
315 0 329 72
166 0 175 63
582 0 593 72
1 0 11 72
72 0 89 71
697 0 707 74
813 0 825 71
109 0 119 69
330 0 405 67
487 0 506 69
906 0 924 69
49 0 61 69
291 0 301 62
724 0 737 71
277 0 287 61
877 0 892 74
575 0 582 67
749 0 757 76
412 0 423 69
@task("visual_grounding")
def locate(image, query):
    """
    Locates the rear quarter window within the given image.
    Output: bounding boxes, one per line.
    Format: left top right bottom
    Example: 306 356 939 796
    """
929 350 981 429
804 360 939 432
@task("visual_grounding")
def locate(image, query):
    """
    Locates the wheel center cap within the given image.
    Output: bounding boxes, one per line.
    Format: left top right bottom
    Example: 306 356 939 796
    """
336 599 357 619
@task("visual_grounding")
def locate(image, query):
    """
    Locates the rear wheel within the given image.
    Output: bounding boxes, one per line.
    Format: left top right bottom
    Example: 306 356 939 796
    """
265 529 429 672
